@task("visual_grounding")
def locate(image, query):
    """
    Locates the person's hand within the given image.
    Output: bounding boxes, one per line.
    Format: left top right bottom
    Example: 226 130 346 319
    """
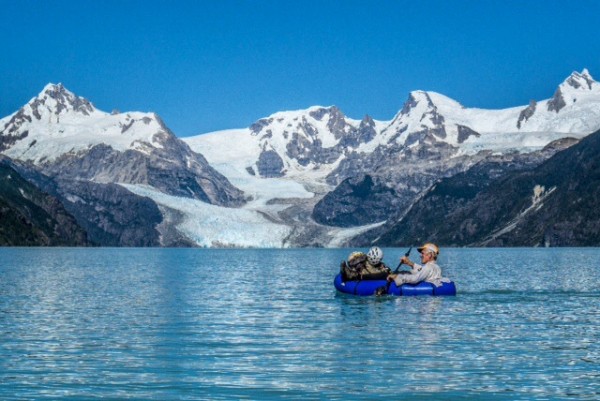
400 256 410 265
387 274 396 282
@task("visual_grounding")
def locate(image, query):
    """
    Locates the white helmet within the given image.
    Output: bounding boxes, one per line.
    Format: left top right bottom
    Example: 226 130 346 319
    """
367 246 383 264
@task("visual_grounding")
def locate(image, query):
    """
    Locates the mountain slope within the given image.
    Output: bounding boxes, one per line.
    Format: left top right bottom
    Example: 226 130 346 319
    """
311 174 398 227
0 84 249 246
0 156 88 246
7 157 165 247
184 70 600 246
372 131 599 247
0 83 245 207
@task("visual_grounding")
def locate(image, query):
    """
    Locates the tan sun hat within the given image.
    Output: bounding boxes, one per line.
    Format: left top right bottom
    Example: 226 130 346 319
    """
417 243 439 256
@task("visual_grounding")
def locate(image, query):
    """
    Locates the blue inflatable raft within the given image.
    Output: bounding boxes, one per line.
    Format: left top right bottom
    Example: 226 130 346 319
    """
334 273 456 296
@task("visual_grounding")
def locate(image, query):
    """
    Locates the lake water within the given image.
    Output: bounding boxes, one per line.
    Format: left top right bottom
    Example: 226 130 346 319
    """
0 247 599 400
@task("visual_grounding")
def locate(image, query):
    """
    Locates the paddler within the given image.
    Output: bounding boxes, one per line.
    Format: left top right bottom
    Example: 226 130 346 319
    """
386 243 450 287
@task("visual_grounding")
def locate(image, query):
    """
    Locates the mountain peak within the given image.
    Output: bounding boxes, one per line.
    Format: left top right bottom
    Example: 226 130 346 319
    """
399 91 432 115
41 82 68 95
30 83 96 118
399 90 463 116
549 69 598 113
563 69 596 91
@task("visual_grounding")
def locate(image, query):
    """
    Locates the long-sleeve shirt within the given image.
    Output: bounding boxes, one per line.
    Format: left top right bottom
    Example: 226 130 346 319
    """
393 260 448 287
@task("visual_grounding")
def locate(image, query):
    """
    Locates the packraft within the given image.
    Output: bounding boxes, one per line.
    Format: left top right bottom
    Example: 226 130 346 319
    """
334 273 456 296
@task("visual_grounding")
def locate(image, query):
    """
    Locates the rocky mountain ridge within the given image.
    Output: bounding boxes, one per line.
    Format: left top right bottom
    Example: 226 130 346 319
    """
1 83 245 206
188 70 600 239
189 69 600 186
2 70 600 247
0 84 245 246
367 130 599 247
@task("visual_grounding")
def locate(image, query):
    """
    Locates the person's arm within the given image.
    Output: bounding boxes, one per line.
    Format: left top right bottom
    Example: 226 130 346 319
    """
400 255 415 269
393 263 430 286
387 256 416 283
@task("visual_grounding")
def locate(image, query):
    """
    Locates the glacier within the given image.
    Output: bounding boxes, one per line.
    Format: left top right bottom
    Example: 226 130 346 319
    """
121 183 380 248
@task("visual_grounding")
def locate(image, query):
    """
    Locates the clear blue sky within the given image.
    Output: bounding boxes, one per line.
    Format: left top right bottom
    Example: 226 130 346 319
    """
1 0 599 137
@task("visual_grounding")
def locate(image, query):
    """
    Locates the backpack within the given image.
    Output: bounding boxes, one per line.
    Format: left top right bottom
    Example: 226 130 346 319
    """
340 252 367 281
340 252 391 281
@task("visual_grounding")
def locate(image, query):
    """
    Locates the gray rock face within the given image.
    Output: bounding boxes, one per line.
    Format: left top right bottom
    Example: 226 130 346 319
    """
9 158 163 247
249 106 380 177
47 180 162 247
312 175 397 227
310 106 347 140
285 130 318 167
257 149 285 177
400 92 420 115
322 136 473 234
548 88 566 112
456 125 481 143
356 116 377 143
250 117 274 135
2 108 32 133
55 179 163 247
39 135 246 207
566 70 594 90
0 129 28 152
517 100 537 128
359 136 583 247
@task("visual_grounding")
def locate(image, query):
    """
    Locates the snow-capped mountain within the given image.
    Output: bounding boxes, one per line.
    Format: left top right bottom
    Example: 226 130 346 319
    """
2 70 600 248
187 70 600 187
185 106 384 183
0 83 245 207
382 70 600 150
0 84 250 246
184 69 600 245
1 83 165 162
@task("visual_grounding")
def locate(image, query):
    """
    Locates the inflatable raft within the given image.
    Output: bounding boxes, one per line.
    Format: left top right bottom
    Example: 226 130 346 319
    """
334 273 456 296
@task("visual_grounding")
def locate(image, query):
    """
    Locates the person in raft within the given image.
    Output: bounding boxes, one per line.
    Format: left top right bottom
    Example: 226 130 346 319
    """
386 243 450 287
363 246 391 278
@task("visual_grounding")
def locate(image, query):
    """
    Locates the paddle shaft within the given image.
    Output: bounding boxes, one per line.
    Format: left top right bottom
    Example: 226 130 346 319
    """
393 246 412 273
378 246 412 295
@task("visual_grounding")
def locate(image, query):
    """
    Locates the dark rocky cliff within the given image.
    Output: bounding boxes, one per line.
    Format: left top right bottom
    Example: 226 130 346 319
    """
7 158 165 247
312 175 398 227
366 134 598 247
0 157 88 246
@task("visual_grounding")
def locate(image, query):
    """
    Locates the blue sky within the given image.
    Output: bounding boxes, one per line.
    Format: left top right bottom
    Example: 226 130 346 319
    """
1 1 599 137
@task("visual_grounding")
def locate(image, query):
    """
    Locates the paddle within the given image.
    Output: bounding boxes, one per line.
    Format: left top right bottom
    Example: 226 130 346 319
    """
375 246 412 296
393 246 412 274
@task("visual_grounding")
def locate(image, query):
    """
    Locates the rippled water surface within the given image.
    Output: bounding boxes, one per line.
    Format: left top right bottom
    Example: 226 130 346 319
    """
1 247 599 400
